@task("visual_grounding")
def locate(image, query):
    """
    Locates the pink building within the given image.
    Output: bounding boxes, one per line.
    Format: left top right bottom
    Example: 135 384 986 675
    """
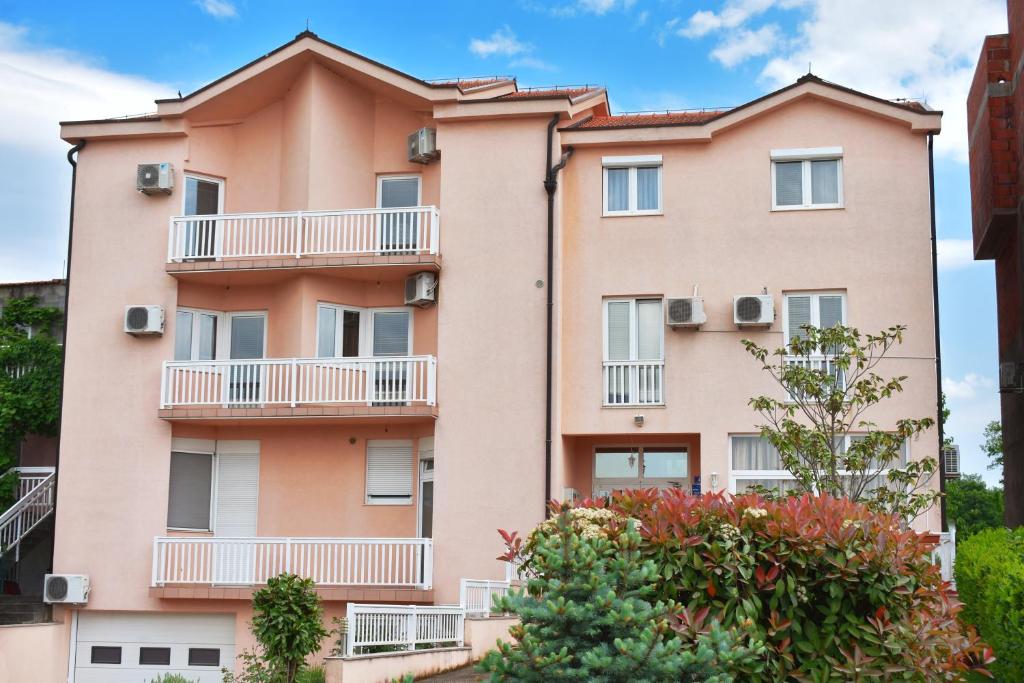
15 32 944 681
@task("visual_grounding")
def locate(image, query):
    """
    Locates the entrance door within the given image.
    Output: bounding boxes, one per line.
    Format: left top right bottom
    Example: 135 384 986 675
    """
593 447 688 498
370 310 410 405
183 175 223 259
377 176 421 253
228 314 265 405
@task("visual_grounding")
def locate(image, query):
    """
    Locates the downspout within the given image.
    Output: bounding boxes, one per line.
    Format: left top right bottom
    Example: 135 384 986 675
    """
48 140 86 574
928 133 948 532
543 113 573 518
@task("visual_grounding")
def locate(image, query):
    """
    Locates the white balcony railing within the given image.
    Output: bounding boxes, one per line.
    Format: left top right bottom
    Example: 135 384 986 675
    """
783 355 846 401
0 472 55 559
459 578 511 617
345 603 464 656
167 206 440 262
160 356 437 409
602 360 664 406
152 537 433 589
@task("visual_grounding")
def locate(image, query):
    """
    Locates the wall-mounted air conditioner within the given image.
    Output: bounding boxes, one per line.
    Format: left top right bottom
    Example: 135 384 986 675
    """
733 294 774 328
408 128 439 164
43 574 90 604
137 163 174 194
665 297 706 328
124 305 165 335
405 272 437 307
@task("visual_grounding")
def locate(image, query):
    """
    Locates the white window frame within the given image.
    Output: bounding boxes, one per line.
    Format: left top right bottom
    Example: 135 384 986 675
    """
174 307 221 361
602 155 663 217
368 307 415 357
225 311 268 360
602 298 664 362
727 433 909 494
181 172 226 214
315 303 367 358
376 175 422 208
781 291 848 343
365 439 415 506
770 147 843 211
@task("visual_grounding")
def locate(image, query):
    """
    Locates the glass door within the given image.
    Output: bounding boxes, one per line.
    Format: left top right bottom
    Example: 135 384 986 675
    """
370 310 410 405
183 175 223 259
593 447 688 498
377 176 420 254
228 314 265 406
418 459 434 538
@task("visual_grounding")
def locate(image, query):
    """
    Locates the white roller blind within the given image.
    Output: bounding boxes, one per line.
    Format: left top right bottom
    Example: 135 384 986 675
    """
606 301 631 361
379 178 419 208
366 440 413 502
819 295 844 329
372 311 410 356
774 161 803 206
637 299 663 360
786 295 812 342
214 452 259 537
230 316 264 360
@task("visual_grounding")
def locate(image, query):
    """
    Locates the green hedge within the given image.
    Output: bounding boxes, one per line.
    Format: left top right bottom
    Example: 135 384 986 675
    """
956 527 1024 680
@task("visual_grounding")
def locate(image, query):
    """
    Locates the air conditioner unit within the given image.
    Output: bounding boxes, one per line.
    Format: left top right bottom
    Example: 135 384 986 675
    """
665 297 706 328
43 574 90 604
733 295 774 328
408 128 439 164
405 272 437 307
136 163 174 194
942 445 961 477
124 305 165 335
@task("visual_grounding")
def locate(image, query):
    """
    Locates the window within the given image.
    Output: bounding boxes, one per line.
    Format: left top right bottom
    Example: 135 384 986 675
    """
139 647 171 666
174 308 218 361
90 646 122 665
603 155 662 216
771 148 843 210
593 447 688 498
378 176 422 252
188 648 221 667
603 298 664 405
366 439 414 505
783 292 845 343
182 174 224 259
317 304 362 358
729 434 907 494
167 451 214 530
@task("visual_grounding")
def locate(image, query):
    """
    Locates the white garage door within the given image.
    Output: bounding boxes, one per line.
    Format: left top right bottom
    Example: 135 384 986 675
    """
73 612 235 683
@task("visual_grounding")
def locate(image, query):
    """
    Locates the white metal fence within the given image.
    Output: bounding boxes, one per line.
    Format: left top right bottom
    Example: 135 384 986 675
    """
167 206 440 262
602 360 664 406
932 527 956 584
344 603 464 656
160 356 437 408
151 537 433 588
783 356 846 400
0 472 55 558
459 578 511 616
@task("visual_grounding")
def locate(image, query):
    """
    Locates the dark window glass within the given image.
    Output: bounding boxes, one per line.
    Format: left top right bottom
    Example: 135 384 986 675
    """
189 648 220 666
139 647 171 665
91 646 122 664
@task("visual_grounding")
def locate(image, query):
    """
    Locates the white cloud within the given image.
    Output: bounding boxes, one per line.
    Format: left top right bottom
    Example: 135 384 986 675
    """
711 25 781 67
943 373 1002 481
195 0 237 19
469 26 531 58
943 373 995 400
680 0 795 38
937 238 984 271
510 56 558 71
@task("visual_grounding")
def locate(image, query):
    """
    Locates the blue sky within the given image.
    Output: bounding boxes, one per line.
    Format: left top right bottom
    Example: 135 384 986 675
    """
0 0 1008 482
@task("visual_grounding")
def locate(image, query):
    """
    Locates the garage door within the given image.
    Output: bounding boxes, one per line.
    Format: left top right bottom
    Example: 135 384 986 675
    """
73 612 235 683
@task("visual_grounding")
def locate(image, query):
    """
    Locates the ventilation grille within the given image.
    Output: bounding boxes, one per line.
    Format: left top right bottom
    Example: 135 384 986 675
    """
735 296 763 322
668 299 692 323
125 306 150 331
137 164 161 189
44 575 68 602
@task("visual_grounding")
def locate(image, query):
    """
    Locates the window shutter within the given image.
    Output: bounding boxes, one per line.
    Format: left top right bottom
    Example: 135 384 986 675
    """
606 301 631 361
786 295 812 341
810 159 839 204
214 452 259 537
372 311 410 356
636 299 663 360
606 168 629 211
774 161 803 206
366 440 413 501
229 316 265 360
379 178 419 208
818 295 844 329
174 311 193 361
167 452 213 530
636 167 660 211
317 306 337 358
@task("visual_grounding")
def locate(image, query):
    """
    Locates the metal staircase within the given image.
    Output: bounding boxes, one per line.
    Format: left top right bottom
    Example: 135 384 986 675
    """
0 468 55 564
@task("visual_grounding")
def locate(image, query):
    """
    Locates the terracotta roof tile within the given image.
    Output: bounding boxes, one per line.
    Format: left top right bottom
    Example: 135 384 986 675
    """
568 110 728 129
495 87 600 100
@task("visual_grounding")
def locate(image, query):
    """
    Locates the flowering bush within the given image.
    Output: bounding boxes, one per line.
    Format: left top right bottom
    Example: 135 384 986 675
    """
508 491 992 680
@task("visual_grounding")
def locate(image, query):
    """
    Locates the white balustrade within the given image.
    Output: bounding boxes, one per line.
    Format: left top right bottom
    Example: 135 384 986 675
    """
160 356 436 408
783 355 846 401
151 537 433 589
459 578 511 617
167 206 440 262
344 603 464 656
0 472 55 558
932 527 957 585
602 360 664 406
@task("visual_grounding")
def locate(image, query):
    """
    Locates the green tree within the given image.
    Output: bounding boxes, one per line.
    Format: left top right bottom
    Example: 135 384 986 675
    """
947 474 1004 541
743 323 938 524
0 297 62 508
479 509 764 682
982 420 1003 473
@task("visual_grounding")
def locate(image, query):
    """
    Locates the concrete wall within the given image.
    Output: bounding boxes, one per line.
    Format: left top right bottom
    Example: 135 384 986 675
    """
0 620 70 683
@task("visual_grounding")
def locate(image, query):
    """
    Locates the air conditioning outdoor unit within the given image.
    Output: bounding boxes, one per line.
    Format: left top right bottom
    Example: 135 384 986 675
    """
408 127 439 164
665 297 706 328
405 272 437 307
124 305 165 335
942 445 961 478
136 163 174 194
733 294 774 328
43 574 90 604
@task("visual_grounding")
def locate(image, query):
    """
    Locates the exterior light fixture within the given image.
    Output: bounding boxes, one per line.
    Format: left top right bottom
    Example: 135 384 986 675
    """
633 413 644 427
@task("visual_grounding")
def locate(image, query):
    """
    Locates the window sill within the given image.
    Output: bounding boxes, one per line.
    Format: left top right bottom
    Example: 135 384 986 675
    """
601 403 666 409
770 204 844 212
365 499 414 506
602 210 664 218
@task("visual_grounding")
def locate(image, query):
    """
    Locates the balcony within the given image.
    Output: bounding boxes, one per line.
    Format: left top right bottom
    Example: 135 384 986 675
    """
151 536 433 601
602 360 665 406
158 356 437 422
166 206 440 280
